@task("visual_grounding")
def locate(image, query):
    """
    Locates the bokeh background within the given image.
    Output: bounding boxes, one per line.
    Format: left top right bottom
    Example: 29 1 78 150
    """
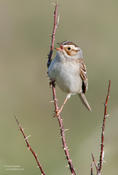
0 0 117 175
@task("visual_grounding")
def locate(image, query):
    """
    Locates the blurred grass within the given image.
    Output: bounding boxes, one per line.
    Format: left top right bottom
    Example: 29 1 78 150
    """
0 0 117 175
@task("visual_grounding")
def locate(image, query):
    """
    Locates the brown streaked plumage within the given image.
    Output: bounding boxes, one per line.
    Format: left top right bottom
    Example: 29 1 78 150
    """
79 58 88 93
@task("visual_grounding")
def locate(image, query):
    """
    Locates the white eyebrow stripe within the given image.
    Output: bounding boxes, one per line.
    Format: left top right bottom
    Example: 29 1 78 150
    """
63 45 79 50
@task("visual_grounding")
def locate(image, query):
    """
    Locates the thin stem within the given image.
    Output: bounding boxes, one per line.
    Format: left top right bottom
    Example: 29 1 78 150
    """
90 81 111 175
15 117 46 175
47 4 58 68
52 85 77 175
98 80 111 174
91 153 98 173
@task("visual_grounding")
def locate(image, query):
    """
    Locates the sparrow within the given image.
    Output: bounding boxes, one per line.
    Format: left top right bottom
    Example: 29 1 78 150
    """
48 41 91 115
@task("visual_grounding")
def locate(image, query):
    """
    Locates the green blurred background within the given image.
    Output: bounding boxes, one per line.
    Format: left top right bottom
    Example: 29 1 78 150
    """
0 0 117 175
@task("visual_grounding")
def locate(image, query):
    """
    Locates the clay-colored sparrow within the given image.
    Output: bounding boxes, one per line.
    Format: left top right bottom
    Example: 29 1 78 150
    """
48 41 91 114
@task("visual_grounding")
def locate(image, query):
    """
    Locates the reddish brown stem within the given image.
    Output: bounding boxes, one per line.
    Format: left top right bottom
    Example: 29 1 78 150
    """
47 4 58 68
91 163 94 175
98 80 111 174
15 117 46 175
90 81 111 175
48 4 77 175
52 85 77 175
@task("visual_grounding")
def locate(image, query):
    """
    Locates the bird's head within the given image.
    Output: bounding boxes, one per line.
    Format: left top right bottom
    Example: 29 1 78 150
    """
56 41 83 60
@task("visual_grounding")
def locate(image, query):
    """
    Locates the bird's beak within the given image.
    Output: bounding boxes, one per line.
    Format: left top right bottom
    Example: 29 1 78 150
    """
56 45 63 51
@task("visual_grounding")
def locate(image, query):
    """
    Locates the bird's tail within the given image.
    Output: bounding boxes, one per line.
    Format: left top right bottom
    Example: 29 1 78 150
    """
79 93 92 112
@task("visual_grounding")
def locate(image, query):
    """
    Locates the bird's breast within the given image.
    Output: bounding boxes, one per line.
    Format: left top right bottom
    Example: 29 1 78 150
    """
49 60 82 93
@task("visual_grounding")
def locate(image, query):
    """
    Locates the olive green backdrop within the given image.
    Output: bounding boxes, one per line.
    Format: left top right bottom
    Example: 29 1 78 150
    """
0 0 117 175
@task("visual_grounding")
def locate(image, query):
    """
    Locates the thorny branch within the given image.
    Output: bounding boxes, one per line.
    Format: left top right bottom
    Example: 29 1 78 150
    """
15 117 46 175
98 80 111 174
52 85 77 175
91 80 111 175
47 4 77 175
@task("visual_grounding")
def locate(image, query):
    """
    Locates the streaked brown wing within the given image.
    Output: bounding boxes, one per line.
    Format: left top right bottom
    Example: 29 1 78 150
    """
79 59 88 93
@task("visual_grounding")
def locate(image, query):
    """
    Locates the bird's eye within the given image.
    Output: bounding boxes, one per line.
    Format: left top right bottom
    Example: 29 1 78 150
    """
67 47 71 50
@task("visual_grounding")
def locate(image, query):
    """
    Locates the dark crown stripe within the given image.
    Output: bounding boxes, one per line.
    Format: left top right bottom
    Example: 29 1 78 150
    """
58 41 79 47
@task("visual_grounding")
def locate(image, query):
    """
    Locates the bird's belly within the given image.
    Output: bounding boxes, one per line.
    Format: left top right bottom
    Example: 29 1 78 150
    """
55 63 82 94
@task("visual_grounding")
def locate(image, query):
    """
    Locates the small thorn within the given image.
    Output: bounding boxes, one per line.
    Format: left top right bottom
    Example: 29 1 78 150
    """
49 100 54 103
64 147 68 150
64 128 69 132
65 164 69 168
25 135 31 141
27 147 31 151
105 114 110 118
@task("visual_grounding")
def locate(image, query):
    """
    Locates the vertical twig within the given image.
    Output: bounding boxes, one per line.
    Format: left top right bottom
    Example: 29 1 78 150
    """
47 4 77 175
91 80 111 175
47 4 58 68
52 85 77 175
98 80 111 174
15 117 46 175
